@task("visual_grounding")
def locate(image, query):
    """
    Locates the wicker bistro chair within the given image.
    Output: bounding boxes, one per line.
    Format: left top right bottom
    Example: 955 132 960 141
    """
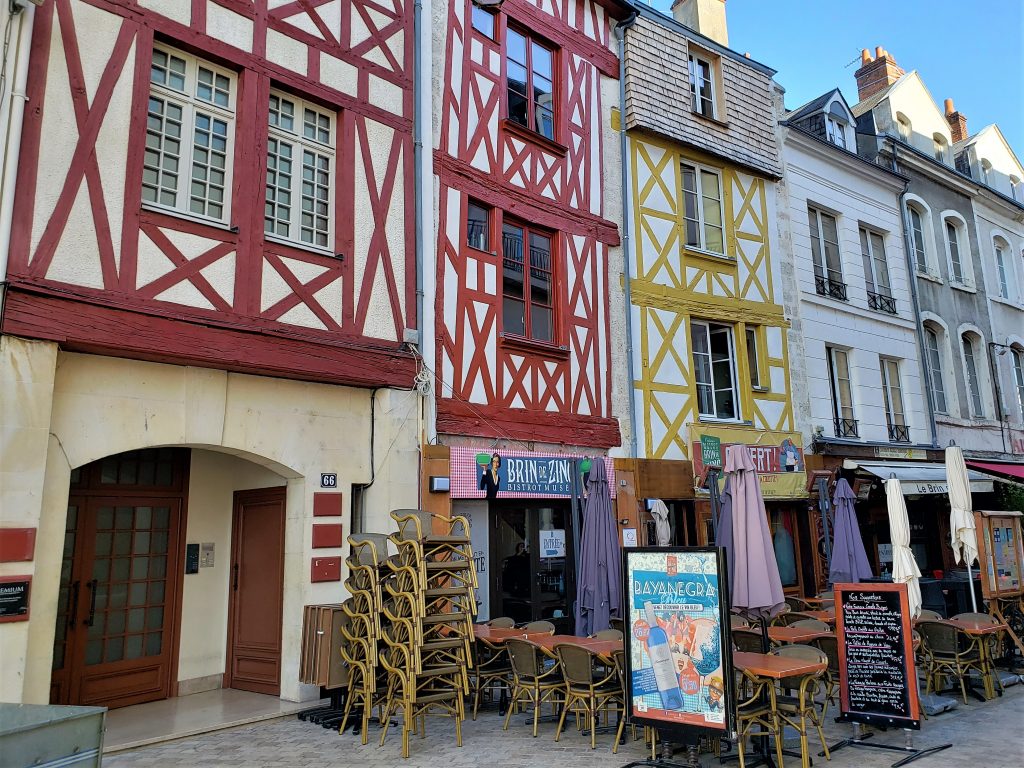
522 620 556 635
811 633 841 706
591 628 624 641
610 648 640 754
917 620 988 703
503 638 565 737
917 609 943 622
776 611 821 627
554 643 620 749
785 596 813 612
609 617 625 634
734 667 785 768
471 636 513 720
730 615 751 630
732 628 766 653
770 644 831 768
487 616 516 628
790 619 831 632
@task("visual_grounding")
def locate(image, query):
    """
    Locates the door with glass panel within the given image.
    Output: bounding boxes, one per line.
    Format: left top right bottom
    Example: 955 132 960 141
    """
51 450 186 709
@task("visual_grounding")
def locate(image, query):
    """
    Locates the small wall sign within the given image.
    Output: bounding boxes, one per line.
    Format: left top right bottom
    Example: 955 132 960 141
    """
0 576 31 622
320 473 338 488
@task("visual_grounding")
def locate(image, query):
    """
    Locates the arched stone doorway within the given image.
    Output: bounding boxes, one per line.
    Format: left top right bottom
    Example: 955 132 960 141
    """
50 447 292 709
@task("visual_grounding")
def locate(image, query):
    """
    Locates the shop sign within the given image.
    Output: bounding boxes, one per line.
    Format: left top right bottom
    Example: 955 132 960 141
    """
700 435 722 468
0 577 31 623
690 425 807 499
540 529 566 559
449 447 616 499
875 447 927 460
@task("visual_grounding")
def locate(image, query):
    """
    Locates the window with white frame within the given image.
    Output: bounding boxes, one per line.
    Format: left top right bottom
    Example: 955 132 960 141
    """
860 227 894 313
981 159 993 186
808 206 845 299
994 238 1010 299
1011 176 1022 202
691 320 739 420
933 133 947 163
961 332 985 417
826 346 857 437
879 358 909 442
826 116 847 148
145 46 236 223
896 114 912 142
745 326 761 388
681 163 724 254
688 54 716 119
908 204 928 274
923 325 948 414
945 218 968 284
1012 346 1024 416
264 91 335 250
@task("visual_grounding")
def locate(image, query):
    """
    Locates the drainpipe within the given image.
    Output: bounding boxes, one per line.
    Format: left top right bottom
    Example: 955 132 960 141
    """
892 141 939 448
616 14 638 459
0 3 34 294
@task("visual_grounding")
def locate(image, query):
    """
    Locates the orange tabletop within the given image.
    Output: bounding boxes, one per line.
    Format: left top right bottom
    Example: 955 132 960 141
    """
532 635 623 658
801 596 835 606
945 618 1008 636
803 610 835 623
472 626 551 643
733 651 826 679
768 626 831 644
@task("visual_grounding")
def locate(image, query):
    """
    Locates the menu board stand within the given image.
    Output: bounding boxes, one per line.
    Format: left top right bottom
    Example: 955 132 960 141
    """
825 583 951 767
974 510 1024 657
619 547 736 768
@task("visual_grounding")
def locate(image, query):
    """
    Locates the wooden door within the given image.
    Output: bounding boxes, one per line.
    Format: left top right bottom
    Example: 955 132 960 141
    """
53 497 184 708
226 487 286 695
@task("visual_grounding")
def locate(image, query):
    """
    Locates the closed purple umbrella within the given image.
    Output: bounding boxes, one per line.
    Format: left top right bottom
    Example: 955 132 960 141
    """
716 444 785 621
829 478 873 584
575 459 621 635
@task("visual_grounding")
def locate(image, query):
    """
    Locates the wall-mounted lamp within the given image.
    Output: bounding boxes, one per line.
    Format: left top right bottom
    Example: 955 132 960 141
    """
428 476 450 493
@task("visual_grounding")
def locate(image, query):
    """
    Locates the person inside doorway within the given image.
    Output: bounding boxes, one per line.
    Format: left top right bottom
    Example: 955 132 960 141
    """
501 542 530 598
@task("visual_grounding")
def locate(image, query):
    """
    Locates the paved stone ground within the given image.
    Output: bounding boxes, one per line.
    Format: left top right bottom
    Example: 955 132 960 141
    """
104 684 1024 767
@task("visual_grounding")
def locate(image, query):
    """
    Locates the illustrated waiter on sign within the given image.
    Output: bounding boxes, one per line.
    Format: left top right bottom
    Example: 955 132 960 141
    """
479 453 502 500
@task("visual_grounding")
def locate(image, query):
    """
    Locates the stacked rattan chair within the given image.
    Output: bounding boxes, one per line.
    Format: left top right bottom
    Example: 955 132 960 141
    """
375 509 478 757
338 533 391 744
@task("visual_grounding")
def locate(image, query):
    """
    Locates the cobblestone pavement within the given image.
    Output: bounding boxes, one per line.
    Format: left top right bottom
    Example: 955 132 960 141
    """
104 684 1024 768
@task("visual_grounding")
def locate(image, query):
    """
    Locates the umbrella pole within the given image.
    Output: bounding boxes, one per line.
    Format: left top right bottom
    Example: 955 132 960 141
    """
966 560 978 612
709 468 720 543
816 476 832 567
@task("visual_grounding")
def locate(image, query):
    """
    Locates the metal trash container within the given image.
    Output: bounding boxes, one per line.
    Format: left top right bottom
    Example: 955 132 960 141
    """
0 703 106 767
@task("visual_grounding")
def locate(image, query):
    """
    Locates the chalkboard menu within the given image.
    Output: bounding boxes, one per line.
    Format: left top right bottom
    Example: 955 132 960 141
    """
834 582 920 729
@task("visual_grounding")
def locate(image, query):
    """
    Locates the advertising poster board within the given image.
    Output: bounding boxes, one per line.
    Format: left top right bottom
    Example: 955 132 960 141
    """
622 547 734 734
974 510 1023 599
834 582 920 729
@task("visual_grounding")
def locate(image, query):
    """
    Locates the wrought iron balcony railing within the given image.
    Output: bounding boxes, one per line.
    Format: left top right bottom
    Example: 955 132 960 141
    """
888 424 911 442
868 291 897 314
834 417 859 438
815 276 848 301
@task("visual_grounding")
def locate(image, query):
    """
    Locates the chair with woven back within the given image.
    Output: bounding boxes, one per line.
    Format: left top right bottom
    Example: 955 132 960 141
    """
591 628 623 641
610 648 640 754
487 616 516 628
522 620 556 635
811 633 840 706
770 644 831 768
503 638 565 737
554 642 620 749
734 665 785 768
768 604 792 626
950 613 1005 697
790 618 831 632
917 608 943 621
732 628 765 653
916 620 985 704
785 596 812 612
609 617 625 634
776 610 820 627
471 634 512 720
730 615 751 630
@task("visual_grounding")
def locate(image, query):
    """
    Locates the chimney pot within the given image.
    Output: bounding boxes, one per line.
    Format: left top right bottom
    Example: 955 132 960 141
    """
855 47 904 102
861 49 872 65
944 98 955 116
875 46 884 58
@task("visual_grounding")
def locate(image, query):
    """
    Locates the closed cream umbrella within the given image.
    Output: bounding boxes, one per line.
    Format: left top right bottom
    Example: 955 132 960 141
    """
886 476 922 619
945 444 979 612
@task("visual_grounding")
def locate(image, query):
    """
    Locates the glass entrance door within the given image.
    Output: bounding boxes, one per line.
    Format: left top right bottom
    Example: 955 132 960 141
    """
490 501 575 630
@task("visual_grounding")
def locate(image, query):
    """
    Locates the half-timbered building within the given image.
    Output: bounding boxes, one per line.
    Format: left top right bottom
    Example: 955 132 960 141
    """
0 0 420 708
425 0 630 625
618 2 818 596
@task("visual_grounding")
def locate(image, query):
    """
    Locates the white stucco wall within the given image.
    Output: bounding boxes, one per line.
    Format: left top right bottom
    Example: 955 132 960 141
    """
0 341 420 704
781 131 928 447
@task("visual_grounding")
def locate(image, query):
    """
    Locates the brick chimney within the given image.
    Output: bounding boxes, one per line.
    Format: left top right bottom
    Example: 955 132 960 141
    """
944 98 968 143
672 0 729 47
854 46 904 102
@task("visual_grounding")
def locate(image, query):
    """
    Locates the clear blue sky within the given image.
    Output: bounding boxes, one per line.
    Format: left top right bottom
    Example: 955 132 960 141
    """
648 0 1024 148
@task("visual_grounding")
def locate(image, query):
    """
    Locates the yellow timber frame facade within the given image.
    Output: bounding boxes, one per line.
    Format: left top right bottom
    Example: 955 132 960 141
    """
629 133 794 461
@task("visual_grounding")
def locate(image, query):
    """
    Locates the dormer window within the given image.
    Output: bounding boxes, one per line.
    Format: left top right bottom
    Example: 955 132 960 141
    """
896 113 912 143
688 54 716 119
933 134 947 164
825 103 848 148
1011 176 1022 202
981 159 993 186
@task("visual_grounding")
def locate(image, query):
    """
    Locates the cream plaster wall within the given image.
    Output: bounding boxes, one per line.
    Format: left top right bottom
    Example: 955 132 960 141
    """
0 343 420 704
177 450 287 687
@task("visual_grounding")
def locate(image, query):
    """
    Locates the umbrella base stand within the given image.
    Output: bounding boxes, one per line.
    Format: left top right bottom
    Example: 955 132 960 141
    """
619 739 703 768
821 724 951 768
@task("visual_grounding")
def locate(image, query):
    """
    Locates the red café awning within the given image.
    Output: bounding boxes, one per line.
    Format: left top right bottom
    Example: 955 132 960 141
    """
967 461 1024 481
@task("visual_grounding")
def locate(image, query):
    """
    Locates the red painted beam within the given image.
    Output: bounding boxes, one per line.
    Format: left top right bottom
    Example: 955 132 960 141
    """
2 289 416 390
437 399 621 448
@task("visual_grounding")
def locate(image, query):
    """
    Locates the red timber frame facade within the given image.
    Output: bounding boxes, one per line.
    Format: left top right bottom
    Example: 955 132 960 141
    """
4 0 416 388
434 0 626 447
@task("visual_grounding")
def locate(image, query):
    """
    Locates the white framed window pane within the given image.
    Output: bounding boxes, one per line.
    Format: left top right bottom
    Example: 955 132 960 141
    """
700 170 724 254
947 221 963 282
925 329 947 413
709 325 736 419
682 164 700 249
691 322 714 416
830 348 854 420
808 208 824 278
150 49 186 92
300 150 331 247
196 66 231 108
859 228 875 294
820 212 842 280
962 336 984 417
882 359 905 426
190 112 229 219
1013 349 1024 415
910 208 927 272
746 327 759 387
265 137 292 237
870 232 891 295
269 94 295 132
143 96 183 207
995 247 1008 298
